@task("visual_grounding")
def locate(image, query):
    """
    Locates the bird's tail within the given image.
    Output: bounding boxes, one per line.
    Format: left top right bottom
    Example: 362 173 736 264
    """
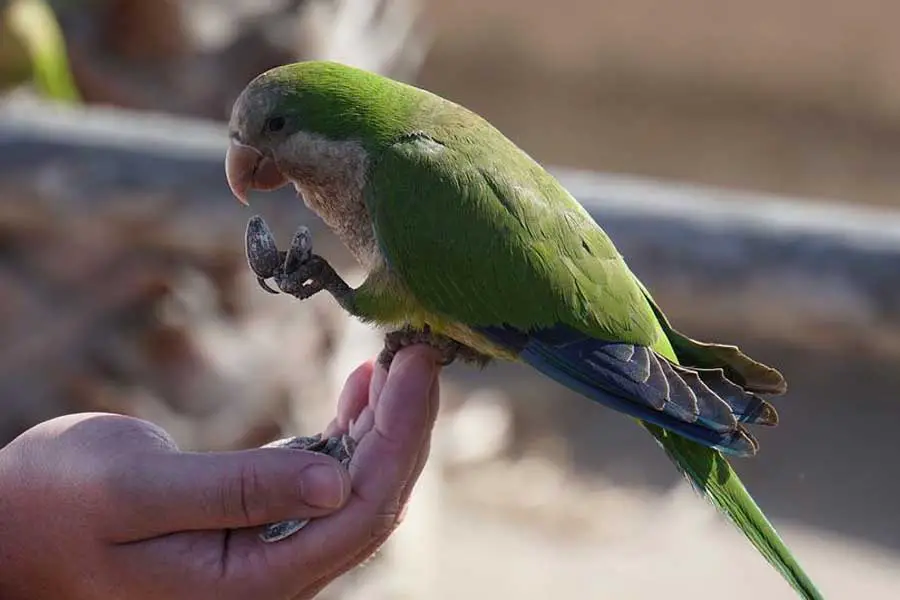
646 423 824 600
632 278 823 597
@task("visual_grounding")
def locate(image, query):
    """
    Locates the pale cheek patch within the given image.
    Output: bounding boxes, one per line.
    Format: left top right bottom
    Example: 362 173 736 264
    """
277 132 384 270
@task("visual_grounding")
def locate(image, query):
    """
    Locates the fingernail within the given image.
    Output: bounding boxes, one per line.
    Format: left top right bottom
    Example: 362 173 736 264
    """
300 463 347 509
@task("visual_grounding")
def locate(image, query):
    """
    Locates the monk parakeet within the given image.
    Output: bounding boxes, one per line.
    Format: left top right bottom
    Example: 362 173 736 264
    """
225 61 823 599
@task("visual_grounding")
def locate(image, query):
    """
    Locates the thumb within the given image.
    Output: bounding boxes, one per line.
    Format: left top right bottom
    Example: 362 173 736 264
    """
103 447 350 541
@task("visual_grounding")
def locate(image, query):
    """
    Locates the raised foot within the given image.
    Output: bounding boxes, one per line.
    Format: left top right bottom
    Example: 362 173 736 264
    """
378 325 491 370
244 215 351 302
258 433 356 543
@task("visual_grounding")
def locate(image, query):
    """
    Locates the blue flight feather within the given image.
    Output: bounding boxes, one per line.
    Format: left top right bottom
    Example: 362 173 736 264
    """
479 324 774 456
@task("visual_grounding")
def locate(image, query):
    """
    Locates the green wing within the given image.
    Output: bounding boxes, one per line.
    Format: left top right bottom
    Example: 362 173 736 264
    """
366 130 822 600
367 130 785 454
367 130 666 351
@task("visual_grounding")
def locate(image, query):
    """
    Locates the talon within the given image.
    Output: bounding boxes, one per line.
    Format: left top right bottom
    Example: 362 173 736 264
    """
379 326 492 369
256 277 280 294
275 254 330 298
241 220 351 306
245 215 281 279
377 347 396 369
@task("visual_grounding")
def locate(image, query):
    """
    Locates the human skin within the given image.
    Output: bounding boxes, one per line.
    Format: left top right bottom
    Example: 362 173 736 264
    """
0 345 441 600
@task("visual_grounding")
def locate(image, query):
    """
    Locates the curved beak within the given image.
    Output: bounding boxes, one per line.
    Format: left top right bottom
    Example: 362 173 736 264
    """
225 139 289 205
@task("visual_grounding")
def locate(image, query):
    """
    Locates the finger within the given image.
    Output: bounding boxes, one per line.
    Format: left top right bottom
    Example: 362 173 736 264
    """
368 360 389 408
15 413 178 457
257 345 441 589
342 362 388 440
341 358 388 441
102 447 351 541
360 357 439 513
348 345 441 504
294 376 440 600
397 375 440 508
323 361 374 438
336 360 374 431
348 405 374 440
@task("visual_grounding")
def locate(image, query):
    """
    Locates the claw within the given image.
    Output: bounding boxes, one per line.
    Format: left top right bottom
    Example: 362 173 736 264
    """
256 277 280 294
379 326 493 369
241 219 351 306
275 255 329 299
245 215 281 279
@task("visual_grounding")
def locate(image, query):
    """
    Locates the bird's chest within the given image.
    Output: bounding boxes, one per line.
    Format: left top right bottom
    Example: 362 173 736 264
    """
297 181 380 270
280 134 382 270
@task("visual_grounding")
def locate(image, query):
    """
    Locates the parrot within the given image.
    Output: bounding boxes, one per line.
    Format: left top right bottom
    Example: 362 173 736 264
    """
224 60 823 599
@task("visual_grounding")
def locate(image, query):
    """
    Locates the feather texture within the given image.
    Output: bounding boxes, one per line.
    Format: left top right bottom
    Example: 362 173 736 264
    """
233 61 822 599
365 127 821 599
479 324 777 456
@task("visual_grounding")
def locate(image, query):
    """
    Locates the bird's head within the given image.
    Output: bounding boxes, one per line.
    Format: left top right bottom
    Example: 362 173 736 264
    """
225 61 410 205
225 66 303 205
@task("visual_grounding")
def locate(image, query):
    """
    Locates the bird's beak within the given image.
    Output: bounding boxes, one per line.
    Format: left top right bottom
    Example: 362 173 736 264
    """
225 139 289 205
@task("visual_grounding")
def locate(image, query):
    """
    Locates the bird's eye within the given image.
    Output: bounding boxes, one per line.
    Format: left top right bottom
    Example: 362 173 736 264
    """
266 116 285 133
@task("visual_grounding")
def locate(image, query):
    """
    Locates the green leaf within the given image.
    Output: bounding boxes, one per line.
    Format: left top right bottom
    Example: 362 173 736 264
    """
6 0 80 102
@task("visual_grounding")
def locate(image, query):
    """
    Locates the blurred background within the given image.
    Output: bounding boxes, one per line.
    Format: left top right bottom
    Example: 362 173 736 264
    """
2 1 899 598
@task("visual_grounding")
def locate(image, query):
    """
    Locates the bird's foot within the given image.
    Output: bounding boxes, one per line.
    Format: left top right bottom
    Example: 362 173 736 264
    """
377 324 491 370
245 215 352 303
258 433 357 543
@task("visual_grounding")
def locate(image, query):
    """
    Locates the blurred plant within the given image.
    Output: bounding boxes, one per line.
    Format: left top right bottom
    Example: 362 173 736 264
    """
2 0 80 102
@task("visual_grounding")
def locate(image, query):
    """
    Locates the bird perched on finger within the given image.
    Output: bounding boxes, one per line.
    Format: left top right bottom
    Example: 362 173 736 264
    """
225 60 823 600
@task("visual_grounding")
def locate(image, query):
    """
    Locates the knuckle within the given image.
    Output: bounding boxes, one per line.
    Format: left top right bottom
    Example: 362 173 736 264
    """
72 419 176 496
88 454 146 510
368 505 403 542
223 462 269 526
352 488 407 542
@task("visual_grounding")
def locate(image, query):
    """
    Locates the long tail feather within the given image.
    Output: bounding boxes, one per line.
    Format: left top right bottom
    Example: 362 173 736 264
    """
646 423 824 600
479 323 824 599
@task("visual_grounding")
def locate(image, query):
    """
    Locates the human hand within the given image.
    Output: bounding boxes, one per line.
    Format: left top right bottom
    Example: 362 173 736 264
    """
0 345 441 600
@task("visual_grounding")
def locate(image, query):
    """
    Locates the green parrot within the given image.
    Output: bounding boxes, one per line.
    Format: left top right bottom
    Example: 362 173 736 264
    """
225 60 823 599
